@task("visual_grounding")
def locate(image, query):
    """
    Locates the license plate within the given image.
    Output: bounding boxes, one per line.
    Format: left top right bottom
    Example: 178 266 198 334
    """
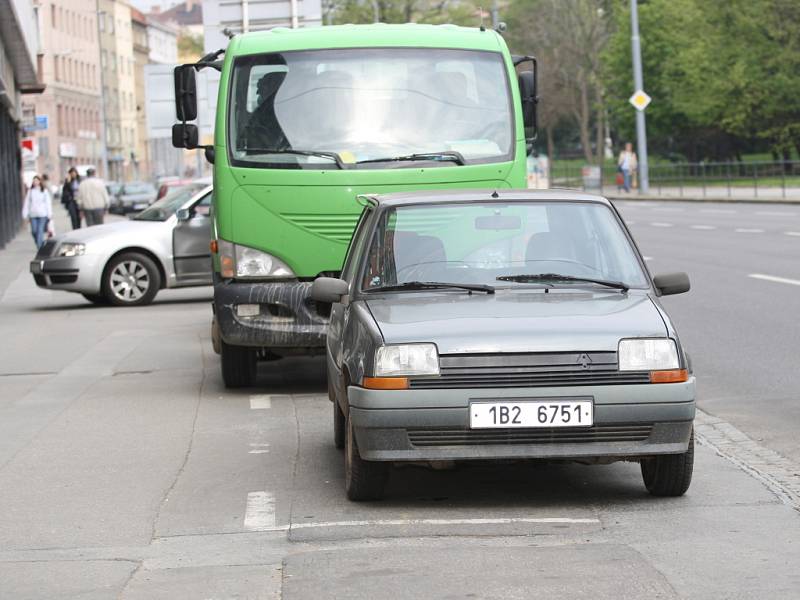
30 261 42 274
470 399 594 429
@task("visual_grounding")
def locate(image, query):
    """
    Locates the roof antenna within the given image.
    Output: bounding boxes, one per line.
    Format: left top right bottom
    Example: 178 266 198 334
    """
479 7 486 31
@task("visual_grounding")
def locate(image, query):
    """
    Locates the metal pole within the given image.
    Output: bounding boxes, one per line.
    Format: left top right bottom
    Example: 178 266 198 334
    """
491 0 499 28
629 0 649 194
95 1 110 180
371 0 380 23
242 0 250 32
290 0 299 28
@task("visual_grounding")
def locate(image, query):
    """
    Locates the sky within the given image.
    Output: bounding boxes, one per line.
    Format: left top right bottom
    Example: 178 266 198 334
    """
129 0 181 12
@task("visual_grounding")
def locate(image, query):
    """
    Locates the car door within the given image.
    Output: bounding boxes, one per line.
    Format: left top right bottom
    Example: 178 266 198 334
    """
172 191 213 285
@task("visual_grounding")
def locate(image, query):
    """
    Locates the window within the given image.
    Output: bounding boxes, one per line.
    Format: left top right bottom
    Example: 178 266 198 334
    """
57 104 63 135
54 56 60 81
51 5 57 29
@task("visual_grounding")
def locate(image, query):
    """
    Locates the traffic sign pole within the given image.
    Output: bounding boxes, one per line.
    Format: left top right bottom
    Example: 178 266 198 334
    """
630 0 649 194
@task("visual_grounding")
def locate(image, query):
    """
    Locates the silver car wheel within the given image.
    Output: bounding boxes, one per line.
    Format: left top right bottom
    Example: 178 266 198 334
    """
110 260 150 302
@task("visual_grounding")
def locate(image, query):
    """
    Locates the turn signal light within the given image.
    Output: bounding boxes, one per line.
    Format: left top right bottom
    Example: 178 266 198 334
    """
650 369 689 384
362 377 409 390
210 240 218 253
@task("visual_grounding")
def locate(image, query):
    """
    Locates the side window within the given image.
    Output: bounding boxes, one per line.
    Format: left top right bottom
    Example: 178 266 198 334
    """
341 207 373 282
191 192 212 217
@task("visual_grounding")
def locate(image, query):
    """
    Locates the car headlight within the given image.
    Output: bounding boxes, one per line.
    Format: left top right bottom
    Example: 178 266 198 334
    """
217 239 295 279
374 344 439 377
58 243 85 257
618 338 679 371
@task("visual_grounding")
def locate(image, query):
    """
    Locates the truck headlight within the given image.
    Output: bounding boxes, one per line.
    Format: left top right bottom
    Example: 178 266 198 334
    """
618 338 679 371
217 239 295 279
374 344 439 377
58 243 85 257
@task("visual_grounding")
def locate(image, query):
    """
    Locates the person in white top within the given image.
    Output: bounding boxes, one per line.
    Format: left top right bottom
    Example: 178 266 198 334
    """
22 175 53 249
617 142 638 193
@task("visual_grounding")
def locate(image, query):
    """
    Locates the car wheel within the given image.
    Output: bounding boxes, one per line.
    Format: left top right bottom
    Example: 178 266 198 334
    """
103 252 160 306
333 396 345 450
82 293 109 305
641 428 694 497
220 340 256 388
345 415 388 501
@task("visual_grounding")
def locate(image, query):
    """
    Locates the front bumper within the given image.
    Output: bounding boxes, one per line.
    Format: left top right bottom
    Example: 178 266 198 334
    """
30 254 104 294
348 379 695 461
214 280 330 349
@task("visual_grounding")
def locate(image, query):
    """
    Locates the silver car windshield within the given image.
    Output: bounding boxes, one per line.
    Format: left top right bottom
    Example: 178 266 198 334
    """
228 48 513 169
361 202 649 290
134 185 205 222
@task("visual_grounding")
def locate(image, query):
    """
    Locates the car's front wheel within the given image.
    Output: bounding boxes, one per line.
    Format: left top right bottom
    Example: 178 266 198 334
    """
345 415 388 501
641 429 694 497
102 252 160 306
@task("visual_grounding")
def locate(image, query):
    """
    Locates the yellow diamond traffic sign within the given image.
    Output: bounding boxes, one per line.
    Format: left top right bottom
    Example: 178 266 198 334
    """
629 90 652 111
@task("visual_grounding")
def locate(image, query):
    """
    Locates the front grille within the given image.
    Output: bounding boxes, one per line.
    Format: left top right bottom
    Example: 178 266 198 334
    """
408 424 654 447
49 274 78 284
410 352 650 389
33 274 46 286
35 240 57 258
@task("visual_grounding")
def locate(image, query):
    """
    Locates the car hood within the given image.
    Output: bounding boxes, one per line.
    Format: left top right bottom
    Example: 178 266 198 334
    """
365 289 667 354
56 219 167 244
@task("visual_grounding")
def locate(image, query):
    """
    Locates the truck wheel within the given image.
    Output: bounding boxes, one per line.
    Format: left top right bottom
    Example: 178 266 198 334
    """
641 429 694 497
102 252 160 306
345 415 388 501
220 340 256 388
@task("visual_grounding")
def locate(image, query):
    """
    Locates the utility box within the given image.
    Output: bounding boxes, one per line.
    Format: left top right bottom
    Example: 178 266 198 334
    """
582 165 602 192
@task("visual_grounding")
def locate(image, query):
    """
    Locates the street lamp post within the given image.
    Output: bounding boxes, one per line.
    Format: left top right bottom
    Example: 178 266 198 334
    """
629 0 649 194
95 1 110 180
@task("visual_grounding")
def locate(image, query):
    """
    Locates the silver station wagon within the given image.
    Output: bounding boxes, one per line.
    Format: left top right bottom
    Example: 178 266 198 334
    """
313 190 695 501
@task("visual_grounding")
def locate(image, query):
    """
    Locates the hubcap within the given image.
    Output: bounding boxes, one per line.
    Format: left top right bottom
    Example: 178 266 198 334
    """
110 260 150 302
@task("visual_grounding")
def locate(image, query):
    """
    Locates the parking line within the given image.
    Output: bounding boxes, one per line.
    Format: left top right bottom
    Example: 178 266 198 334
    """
289 517 600 530
250 395 272 409
756 211 797 217
735 228 764 233
653 207 684 212
249 443 271 454
748 273 800 287
243 491 276 530
700 208 737 214
690 225 716 230
625 220 636 225
650 222 673 227
784 231 800 237
643 256 653 261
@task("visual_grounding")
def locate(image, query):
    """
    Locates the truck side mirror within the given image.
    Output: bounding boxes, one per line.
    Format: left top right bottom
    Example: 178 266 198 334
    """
653 272 691 296
518 70 537 137
172 123 198 149
311 277 349 304
174 65 197 122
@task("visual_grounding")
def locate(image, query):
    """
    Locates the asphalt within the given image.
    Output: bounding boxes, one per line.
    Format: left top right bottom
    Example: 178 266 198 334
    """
0 200 799 599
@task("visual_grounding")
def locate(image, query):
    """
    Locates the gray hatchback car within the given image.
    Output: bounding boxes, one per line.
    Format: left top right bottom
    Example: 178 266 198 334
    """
313 190 694 501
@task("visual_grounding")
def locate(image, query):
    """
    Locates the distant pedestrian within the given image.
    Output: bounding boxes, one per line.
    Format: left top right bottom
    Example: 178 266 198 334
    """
76 168 109 226
22 175 53 249
617 142 638 193
61 167 82 229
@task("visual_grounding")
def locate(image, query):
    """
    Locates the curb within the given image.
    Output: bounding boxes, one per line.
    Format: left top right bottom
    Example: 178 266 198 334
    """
604 194 800 205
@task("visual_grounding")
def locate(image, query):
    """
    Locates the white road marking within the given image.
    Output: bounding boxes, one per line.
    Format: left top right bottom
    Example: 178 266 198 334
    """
244 491 276 530
735 228 764 233
625 220 636 225
288 517 600 530
690 224 716 230
249 443 270 455
643 256 653 261
653 207 684 212
700 208 737 214
250 395 272 409
756 211 797 217
784 231 800 237
650 222 673 227
748 273 800 287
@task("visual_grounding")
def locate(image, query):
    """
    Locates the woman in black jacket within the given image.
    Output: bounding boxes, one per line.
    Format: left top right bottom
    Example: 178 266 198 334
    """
61 167 81 229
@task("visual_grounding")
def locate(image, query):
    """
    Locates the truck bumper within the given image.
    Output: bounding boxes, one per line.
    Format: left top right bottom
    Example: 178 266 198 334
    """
214 280 330 350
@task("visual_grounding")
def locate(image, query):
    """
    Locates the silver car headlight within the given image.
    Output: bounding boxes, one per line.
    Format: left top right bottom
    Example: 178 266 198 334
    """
618 338 679 371
217 239 295 279
374 344 440 377
58 242 85 257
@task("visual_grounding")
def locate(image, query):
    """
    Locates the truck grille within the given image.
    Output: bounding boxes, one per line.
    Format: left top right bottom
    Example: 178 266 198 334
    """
408 424 654 447
410 352 650 389
281 213 359 243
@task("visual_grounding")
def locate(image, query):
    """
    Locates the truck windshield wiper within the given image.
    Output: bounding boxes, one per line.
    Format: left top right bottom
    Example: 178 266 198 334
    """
242 148 344 169
356 151 466 166
367 281 494 294
496 273 629 292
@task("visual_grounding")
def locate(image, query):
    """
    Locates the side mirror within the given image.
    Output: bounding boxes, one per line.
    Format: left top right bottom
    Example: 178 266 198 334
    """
311 277 349 304
517 70 537 136
653 272 690 296
174 65 197 121
172 123 198 149
175 208 191 221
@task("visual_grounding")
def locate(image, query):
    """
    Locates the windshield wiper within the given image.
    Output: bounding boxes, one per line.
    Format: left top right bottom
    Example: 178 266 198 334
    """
356 151 466 166
496 273 629 292
368 281 494 294
241 148 345 169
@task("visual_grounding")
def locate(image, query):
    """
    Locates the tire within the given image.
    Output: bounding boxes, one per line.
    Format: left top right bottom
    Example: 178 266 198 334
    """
220 340 256 388
82 293 109 305
102 252 160 306
641 429 694 497
345 415 388 501
333 397 345 450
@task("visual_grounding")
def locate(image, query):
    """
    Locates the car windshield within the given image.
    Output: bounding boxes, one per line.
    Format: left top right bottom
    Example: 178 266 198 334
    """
229 48 513 169
122 183 156 195
361 202 649 291
134 185 205 221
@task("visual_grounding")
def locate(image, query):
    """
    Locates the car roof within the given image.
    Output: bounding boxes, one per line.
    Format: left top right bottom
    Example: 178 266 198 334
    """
363 189 613 208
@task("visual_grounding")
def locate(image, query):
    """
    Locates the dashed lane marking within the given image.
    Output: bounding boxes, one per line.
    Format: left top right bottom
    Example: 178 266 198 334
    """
243 491 276 531
653 207 685 212
784 231 800 237
735 228 764 233
748 273 800 287
249 443 271 454
700 208 737 214
250 395 272 409
690 224 717 230
756 211 797 217
650 222 673 227
642 256 653 261
625 220 636 225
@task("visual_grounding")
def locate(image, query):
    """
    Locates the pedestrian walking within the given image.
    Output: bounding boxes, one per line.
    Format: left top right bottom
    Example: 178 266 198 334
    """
61 167 82 229
76 168 109 226
617 142 638 193
22 175 53 249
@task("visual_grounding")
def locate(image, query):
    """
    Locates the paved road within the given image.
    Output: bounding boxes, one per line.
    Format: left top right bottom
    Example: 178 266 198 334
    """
1 202 799 599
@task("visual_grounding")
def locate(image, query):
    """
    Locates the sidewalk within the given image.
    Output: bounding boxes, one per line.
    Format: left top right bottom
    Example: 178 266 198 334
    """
602 184 800 203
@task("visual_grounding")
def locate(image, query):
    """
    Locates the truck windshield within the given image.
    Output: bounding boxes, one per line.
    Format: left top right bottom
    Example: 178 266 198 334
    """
229 48 513 169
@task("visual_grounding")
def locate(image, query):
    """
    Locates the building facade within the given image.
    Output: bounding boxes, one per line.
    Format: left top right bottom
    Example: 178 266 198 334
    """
131 8 149 181
146 18 178 65
1 0 44 248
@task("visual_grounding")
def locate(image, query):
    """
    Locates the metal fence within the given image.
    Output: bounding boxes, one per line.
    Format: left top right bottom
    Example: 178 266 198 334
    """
0 108 23 249
549 160 800 199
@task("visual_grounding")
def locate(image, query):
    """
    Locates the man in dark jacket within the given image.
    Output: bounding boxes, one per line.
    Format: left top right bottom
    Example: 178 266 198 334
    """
61 167 81 229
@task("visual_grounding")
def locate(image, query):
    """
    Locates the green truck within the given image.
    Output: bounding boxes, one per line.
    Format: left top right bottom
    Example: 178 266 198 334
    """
171 24 538 388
